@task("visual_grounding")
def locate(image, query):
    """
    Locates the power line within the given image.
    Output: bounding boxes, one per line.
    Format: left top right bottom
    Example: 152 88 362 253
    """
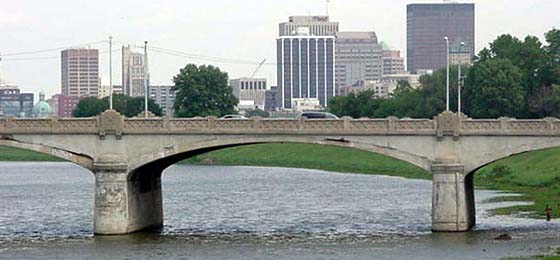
1 40 107 57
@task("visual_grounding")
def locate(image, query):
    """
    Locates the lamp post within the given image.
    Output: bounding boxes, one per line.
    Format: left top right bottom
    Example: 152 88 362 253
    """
458 41 465 115
109 36 113 110
143 41 149 118
444 36 450 111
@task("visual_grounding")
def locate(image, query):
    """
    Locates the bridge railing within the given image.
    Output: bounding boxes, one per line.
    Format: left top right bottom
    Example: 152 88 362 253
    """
1 110 560 137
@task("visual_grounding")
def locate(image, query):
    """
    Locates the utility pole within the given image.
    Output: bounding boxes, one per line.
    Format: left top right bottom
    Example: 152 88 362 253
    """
0 51 3 87
458 41 465 115
143 41 149 118
109 36 113 110
444 36 450 111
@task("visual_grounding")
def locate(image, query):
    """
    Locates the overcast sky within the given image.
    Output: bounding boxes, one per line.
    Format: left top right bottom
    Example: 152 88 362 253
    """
1 0 559 97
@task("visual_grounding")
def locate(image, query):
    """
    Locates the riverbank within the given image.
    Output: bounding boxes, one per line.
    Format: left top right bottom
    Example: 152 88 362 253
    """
0 146 64 162
185 143 560 218
2 143 560 218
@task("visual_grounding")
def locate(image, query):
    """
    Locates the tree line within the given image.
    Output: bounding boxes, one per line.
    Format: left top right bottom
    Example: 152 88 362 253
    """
329 29 560 119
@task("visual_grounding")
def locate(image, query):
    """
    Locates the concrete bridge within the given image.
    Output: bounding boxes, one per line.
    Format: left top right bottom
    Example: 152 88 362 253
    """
1 110 559 235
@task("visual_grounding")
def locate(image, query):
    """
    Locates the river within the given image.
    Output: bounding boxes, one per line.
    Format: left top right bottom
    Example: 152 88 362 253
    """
0 162 559 259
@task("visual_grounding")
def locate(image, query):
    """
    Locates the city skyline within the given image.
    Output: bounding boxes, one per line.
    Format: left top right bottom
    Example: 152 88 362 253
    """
1 0 559 97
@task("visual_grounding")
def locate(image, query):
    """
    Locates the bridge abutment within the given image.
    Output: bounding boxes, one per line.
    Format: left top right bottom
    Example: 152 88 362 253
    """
93 159 163 235
431 162 475 232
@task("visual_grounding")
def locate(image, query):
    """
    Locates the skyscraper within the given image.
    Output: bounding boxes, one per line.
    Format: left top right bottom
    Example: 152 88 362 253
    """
122 46 148 97
279 16 338 36
335 31 383 89
61 49 99 97
277 28 335 109
407 3 475 72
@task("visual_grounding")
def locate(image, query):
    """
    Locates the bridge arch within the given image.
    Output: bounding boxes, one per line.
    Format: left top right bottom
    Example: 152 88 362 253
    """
0 139 94 171
127 136 432 180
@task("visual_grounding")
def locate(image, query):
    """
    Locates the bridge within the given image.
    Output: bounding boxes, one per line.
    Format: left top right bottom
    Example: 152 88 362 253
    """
1 110 559 235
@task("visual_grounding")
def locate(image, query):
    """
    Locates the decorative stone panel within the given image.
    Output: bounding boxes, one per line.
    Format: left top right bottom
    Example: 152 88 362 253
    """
98 110 124 139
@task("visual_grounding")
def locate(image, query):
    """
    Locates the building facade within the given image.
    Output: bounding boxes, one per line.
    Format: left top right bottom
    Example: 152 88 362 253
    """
99 85 124 98
382 50 406 75
265 86 280 112
335 31 383 90
230 78 267 110
0 86 33 117
122 46 148 97
277 29 336 109
148 85 175 117
450 40 474 66
61 49 100 97
279 16 338 36
49 94 80 118
406 3 475 72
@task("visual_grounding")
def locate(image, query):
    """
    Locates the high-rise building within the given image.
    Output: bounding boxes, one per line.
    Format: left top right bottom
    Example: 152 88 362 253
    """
382 50 406 75
335 31 383 89
407 3 475 72
148 85 175 117
122 46 148 97
279 16 339 36
229 78 267 110
277 28 336 109
61 49 99 97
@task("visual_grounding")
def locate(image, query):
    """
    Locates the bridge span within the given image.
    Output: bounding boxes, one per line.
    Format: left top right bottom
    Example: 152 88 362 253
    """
1 110 559 235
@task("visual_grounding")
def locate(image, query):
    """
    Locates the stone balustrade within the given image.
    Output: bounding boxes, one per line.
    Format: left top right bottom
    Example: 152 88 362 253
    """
1 110 560 137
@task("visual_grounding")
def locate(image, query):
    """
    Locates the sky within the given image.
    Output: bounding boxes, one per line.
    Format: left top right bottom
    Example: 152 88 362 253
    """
1 0 559 97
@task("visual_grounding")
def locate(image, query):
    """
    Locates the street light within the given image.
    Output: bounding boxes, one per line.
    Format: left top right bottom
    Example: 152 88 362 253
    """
444 36 450 111
458 41 465 115
109 36 113 110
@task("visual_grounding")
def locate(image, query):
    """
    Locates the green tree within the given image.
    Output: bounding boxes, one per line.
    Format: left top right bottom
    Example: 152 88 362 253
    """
73 94 163 118
463 58 525 118
72 96 106 117
244 108 269 118
172 64 238 118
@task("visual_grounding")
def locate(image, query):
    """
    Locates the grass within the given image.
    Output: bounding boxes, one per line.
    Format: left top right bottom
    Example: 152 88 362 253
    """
184 143 431 180
0 146 64 162
474 147 560 218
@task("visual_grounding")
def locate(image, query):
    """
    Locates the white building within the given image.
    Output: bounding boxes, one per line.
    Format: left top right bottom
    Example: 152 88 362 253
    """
229 78 267 110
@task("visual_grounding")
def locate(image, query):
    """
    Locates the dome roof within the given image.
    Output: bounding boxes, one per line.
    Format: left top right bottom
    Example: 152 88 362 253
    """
32 92 53 118
32 101 53 117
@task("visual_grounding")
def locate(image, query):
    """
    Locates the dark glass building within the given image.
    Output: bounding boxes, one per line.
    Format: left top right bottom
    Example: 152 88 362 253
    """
0 88 34 117
276 34 336 109
407 3 475 72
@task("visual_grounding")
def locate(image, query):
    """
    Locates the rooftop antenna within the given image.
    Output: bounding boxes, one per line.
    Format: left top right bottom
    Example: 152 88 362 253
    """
326 0 330 16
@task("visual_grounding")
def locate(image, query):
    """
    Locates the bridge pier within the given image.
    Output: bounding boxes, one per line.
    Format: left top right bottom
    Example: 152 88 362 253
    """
431 161 475 232
93 159 163 235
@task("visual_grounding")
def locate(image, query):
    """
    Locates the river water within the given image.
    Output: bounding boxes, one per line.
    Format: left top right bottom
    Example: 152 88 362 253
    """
1 162 560 259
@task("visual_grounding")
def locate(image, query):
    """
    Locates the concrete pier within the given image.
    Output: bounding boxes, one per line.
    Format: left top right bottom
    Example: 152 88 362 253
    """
93 158 163 235
431 162 475 232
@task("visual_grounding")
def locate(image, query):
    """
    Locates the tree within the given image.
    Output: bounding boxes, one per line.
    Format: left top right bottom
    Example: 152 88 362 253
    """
244 108 269 118
529 84 560 118
73 94 163 118
463 58 525 118
172 64 238 118
72 96 106 117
